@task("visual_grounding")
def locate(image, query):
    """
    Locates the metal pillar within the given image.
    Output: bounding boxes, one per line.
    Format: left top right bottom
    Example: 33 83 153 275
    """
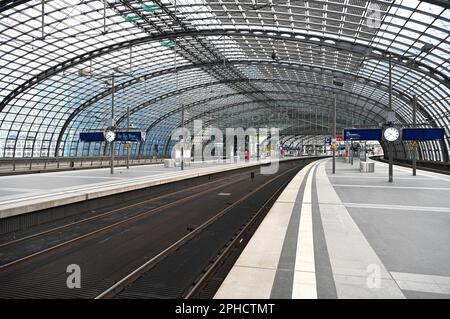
350 141 354 165
388 142 394 182
364 141 367 162
111 74 115 175
257 129 260 160
388 54 394 182
181 104 184 171
412 95 417 176
332 96 336 174
126 106 130 169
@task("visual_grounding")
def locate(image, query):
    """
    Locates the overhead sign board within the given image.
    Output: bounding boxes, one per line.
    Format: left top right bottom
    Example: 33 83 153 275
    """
402 128 444 141
80 131 145 142
79 132 105 142
343 129 382 141
116 131 144 142
336 135 343 142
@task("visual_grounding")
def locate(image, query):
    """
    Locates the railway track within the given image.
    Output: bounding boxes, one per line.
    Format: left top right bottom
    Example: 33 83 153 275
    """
99 160 313 299
0 158 318 298
0 170 255 270
183 174 290 299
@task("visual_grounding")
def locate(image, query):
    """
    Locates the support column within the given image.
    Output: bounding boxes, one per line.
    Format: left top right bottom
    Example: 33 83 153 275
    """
332 96 336 174
412 95 417 176
111 74 115 175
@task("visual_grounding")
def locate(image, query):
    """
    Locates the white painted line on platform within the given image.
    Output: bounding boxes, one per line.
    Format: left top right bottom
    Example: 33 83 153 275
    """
129 170 172 173
214 200 296 299
0 162 253 205
0 187 41 192
341 202 450 213
42 175 121 180
333 184 450 191
214 160 318 299
317 159 405 299
391 272 450 295
0 158 284 206
375 161 450 182
292 160 319 299
328 175 433 180
217 193 232 196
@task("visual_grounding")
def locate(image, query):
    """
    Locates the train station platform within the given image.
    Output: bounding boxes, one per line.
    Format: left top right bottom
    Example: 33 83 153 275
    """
215 157 450 299
0 157 302 220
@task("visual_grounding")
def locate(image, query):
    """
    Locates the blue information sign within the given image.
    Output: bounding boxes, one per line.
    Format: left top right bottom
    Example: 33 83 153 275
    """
402 128 444 141
80 131 144 142
343 129 382 141
116 131 144 142
79 132 105 142
325 136 331 145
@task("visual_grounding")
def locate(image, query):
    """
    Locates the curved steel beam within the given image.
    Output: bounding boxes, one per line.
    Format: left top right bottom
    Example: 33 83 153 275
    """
280 135 295 144
57 75 392 155
139 96 380 156
210 110 349 133
0 0 31 13
157 95 388 134
187 100 385 130
2 0 448 17
49 56 440 156
121 77 394 124
131 60 429 126
3 28 447 113
156 99 385 157
144 90 385 136
60 75 400 157
56 77 434 157
54 58 436 156
141 92 379 136
57 60 426 125
285 135 323 149
283 135 299 146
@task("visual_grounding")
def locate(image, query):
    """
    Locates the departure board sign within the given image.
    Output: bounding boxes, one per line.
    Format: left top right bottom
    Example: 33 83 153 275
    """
402 128 444 141
79 132 105 142
343 129 382 141
80 131 145 142
116 131 144 142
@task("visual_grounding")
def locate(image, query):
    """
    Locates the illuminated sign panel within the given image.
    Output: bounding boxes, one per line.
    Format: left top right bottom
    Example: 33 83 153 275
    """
343 129 382 141
79 132 105 142
80 131 144 142
402 128 444 141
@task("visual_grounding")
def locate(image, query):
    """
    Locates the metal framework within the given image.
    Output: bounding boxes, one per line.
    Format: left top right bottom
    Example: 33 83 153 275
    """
0 0 449 161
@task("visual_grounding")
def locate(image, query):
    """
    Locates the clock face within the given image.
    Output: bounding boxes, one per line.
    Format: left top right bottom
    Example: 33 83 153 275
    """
104 130 116 142
384 127 400 142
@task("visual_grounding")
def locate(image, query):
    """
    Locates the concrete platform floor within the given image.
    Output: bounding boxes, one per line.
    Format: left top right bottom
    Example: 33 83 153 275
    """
215 157 450 299
0 157 298 219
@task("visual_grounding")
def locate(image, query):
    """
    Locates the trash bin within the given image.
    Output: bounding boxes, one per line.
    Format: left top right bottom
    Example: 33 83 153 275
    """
164 159 174 168
360 161 375 173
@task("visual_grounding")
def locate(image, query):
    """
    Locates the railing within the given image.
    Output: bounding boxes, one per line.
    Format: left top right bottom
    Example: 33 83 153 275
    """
0 156 168 175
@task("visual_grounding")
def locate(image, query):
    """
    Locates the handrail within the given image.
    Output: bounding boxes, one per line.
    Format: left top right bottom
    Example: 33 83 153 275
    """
0 156 169 175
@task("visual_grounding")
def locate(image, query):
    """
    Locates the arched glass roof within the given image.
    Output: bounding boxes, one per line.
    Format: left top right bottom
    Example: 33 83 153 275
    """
0 0 449 160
